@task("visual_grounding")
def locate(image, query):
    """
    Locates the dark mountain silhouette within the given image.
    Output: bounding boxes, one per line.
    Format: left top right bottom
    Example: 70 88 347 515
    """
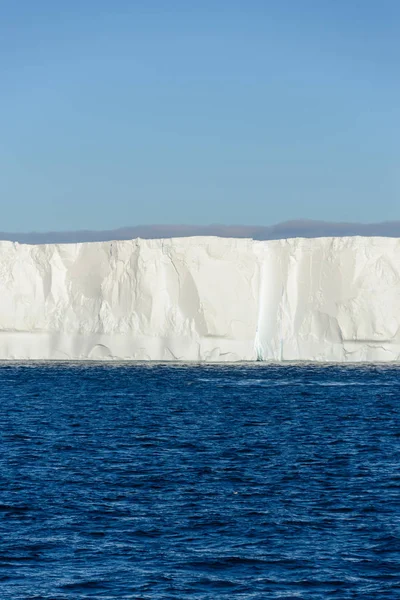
1 220 400 245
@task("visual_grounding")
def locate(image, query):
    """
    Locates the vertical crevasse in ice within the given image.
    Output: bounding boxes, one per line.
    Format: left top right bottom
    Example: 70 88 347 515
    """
253 241 287 361
254 254 265 361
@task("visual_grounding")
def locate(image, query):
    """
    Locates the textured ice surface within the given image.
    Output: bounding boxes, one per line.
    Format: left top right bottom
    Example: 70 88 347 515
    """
0 236 399 361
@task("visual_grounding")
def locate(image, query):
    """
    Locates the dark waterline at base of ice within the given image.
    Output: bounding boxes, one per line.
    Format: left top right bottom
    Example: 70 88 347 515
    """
0 363 399 599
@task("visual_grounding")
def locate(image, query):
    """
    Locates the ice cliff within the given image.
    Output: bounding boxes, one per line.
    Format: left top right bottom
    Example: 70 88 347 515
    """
0 236 399 362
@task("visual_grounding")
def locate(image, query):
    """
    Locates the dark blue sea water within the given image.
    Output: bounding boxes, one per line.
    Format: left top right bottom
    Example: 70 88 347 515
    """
0 363 399 599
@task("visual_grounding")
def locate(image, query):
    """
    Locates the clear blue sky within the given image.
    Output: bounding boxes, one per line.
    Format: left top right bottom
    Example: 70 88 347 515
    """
1 1 399 231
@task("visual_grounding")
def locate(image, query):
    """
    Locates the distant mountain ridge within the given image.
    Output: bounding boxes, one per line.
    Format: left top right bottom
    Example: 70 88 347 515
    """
1 220 400 245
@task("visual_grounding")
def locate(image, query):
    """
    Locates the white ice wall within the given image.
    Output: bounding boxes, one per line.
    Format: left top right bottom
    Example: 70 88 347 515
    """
0 236 399 361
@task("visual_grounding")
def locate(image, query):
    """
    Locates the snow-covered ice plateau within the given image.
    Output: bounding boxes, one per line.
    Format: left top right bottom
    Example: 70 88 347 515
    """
0 236 399 362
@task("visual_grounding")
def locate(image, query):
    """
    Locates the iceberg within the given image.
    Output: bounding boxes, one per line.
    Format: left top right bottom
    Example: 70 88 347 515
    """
0 236 399 362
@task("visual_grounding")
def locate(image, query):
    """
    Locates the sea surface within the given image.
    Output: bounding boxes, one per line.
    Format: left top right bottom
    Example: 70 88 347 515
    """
0 363 399 599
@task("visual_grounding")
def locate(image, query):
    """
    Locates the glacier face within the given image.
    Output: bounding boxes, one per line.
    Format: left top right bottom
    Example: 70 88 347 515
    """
0 236 399 362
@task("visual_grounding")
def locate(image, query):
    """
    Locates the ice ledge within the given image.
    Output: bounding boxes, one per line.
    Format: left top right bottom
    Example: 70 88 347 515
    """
0 236 399 362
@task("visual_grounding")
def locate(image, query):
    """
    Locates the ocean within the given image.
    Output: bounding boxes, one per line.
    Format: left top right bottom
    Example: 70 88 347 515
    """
0 363 399 599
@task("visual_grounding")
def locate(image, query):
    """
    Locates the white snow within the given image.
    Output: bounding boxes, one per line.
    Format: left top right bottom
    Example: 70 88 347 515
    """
0 236 399 361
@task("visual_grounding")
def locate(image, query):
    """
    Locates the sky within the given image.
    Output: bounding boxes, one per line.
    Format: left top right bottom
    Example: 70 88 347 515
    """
1 0 399 232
